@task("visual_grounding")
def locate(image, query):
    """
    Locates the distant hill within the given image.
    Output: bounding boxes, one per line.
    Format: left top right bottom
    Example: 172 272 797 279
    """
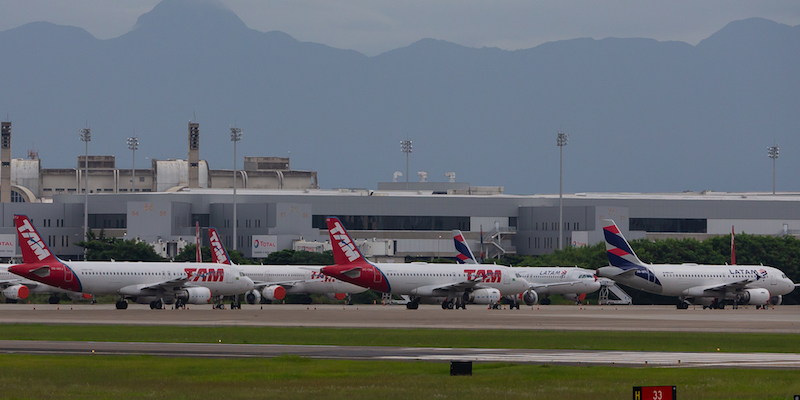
1 0 798 194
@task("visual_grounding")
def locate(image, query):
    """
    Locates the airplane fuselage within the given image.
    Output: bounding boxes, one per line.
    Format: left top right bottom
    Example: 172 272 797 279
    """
597 264 794 299
325 262 530 297
514 267 600 296
236 265 368 294
9 261 254 297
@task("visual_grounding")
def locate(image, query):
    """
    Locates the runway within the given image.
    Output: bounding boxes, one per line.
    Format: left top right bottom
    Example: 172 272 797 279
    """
0 303 797 333
1 340 799 369
2 303 798 369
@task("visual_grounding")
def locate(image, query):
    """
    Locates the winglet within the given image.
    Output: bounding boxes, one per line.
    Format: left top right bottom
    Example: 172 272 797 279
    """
15 214 60 264
602 219 646 269
208 227 232 265
326 217 367 265
453 230 478 264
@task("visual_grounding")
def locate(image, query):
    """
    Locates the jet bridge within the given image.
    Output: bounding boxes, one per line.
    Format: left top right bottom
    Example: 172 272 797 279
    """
597 278 633 305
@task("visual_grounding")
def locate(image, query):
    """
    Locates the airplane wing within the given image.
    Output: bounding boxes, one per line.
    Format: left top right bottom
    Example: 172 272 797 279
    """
251 279 304 289
530 281 587 290
411 276 486 295
697 278 759 293
137 276 190 292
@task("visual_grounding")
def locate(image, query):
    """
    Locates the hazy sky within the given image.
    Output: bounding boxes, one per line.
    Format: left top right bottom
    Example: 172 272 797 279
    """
1 0 798 56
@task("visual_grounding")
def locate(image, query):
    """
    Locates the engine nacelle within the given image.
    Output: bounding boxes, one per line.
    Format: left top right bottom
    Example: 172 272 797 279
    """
325 293 348 301
177 287 213 304
245 289 262 305
739 288 771 305
261 285 286 301
465 288 501 304
522 289 538 306
769 295 783 306
2 284 29 300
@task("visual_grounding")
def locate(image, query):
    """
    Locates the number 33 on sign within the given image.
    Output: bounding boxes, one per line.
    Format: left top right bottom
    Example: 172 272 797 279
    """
633 386 675 400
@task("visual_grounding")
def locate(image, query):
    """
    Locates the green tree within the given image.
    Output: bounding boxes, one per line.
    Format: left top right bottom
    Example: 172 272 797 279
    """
76 230 166 262
173 244 213 262
262 249 333 265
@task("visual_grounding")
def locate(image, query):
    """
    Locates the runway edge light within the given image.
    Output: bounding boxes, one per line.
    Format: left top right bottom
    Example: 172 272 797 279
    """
633 386 676 400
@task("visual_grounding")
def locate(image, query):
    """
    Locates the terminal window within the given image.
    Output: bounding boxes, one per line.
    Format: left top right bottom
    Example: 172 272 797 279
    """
313 215 470 231
629 218 707 233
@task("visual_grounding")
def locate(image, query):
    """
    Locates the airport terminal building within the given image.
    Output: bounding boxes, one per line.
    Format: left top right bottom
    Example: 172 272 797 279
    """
1 121 798 262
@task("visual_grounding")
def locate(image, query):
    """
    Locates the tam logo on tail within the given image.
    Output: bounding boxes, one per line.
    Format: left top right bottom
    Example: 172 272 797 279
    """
329 220 360 263
16 215 52 262
208 228 231 265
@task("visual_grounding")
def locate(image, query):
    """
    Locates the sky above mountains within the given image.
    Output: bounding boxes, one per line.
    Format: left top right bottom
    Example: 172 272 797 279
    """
0 1 798 195
1 0 798 56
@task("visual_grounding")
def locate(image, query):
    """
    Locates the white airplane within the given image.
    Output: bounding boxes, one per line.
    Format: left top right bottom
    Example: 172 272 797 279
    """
453 230 601 305
8 214 254 310
597 219 796 309
1 265 93 304
207 227 367 304
320 217 535 310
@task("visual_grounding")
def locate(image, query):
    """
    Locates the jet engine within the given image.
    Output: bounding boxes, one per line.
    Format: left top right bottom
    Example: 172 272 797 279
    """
177 287 213 304
739 288 771 305
262 285 286 301
465 288 501 304
245 289 262 305
2 284 30 301
769 295 783 306
522 289 538 306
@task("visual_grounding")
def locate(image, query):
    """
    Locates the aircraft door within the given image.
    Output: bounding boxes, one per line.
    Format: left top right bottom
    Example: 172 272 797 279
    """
373 267 383 284
65 267 73 282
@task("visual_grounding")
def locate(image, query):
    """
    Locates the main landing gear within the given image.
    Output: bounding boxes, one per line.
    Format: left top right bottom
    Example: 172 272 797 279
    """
149 299 164 310
440 298 466 310
115 298 129 310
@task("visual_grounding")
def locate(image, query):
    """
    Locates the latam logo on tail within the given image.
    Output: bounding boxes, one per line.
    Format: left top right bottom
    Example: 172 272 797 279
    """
329 221 360 262
17 217 51 261
209 230 229 264
184 268 224 282
464 269 502 283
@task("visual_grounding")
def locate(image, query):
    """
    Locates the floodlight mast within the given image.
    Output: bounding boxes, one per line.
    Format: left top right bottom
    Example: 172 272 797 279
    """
557 131 569 251
400 140 412 190
230 127 243 251
767 145 779 195
126 136 138 193
79 128 91 257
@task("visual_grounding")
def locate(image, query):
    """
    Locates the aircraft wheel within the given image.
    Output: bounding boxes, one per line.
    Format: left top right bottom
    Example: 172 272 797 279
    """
447 302 455 309
441 302 448 310
48 295 60 304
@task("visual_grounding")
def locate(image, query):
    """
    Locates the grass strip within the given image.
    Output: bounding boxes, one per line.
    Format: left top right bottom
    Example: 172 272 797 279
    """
1 324 799 353
0 354 798 400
